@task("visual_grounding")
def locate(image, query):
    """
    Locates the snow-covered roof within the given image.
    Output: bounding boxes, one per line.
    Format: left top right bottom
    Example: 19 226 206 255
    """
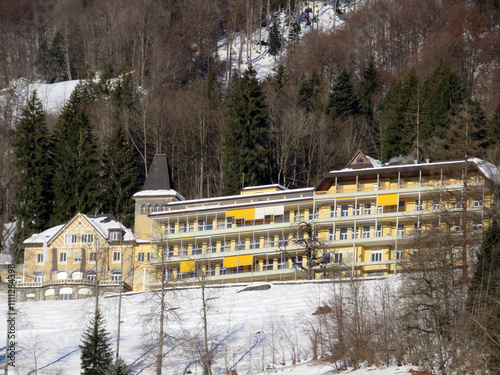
165 187 315 208
133 189 185 201
242 184 288 191
366 155 385 168
469 158 500 185
23 214 135 245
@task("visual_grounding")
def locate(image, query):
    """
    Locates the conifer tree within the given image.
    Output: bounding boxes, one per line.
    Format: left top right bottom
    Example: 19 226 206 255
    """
469 219 500 372
328 68 359 119
222 65 270 195
420 59 467 159
358 57 380 121
101 124 139 227
268 16 282 56
45 30 68 83
80 308 114 375
288 22 301 45
51 83 100 224
378 70 419 161
13 91 53 238
487 103 500 146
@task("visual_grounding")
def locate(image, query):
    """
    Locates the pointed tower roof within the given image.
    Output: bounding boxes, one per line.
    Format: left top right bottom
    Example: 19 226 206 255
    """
142 154 173 191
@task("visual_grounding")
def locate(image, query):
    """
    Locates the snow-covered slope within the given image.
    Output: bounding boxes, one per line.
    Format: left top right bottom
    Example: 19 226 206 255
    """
0 278 419 375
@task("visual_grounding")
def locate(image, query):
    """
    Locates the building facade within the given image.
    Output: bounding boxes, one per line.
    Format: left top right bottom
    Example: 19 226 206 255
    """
19 213 135 301
138 151 498 286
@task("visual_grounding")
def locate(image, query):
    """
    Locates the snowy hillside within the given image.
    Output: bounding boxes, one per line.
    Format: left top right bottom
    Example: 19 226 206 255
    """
0 277 420 375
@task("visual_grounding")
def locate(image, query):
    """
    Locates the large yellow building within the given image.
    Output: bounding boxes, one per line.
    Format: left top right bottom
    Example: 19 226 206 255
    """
136 151 499 287
19 151 500 297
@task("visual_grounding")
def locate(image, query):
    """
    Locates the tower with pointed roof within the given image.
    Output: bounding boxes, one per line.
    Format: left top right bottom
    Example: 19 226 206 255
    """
132 154 185 241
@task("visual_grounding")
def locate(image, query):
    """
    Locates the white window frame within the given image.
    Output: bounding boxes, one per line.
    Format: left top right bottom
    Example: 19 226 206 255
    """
36 253 44 264
34 273 44 283
370 250 382 262
138 252 145 262
59 251 67 264
110 272 122 281
113 251 121 262
89 252 96 263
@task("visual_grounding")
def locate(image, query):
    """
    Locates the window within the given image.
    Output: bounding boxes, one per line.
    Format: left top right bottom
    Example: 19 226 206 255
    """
352 203 361 216
328 228 335 241
74 250 82 263
36 253 44 264
362 226 370 238
397 224 405 235
277 259 285 269
264 237 275 247
110 231 121 241
89 252 96 262
363 202 372 215
206 242 217 253
235 239 245 251
249 238 260 249
262 259 274 270
165 224 175 234
34 273 44 283
220 241 230 252
278 235 288 247
81 233 93 243
308 211 318 220
110 272 122 281
113 251 121 262
205 266 216 277
59 294 72 300
141 205 147 214
205 220 213 230
415 199 423 211
178 246 188 257
138 252 145 262
357 158 364 163
59 252 67 263
371 250 382 262
329 205 337 217
147 252 152 261
219 267 227 275
376 225 382 237
15 276 21 283
473 221 483 230
473 199 483 207
432 201 441 210
333 253 343 264
414 222 423 234
179 222 187 233
198 220 206 231
226 218 233 228
396 251 404 260
341 204 349 217
340 228 348 240
377 206 384 214
192 243 202 255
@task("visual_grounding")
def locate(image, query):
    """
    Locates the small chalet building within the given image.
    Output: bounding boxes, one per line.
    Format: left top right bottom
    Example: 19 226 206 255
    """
19 213 136 302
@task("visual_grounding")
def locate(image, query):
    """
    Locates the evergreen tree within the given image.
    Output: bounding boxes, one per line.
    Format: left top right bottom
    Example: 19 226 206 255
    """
80 308 114 375
45 30 68 83
420 59 467 159
288 21 301 45
487 103 500 146
268 16 282 56
12 91 53 239
469 219 500 372
272 64 287 93
378 69 419 161
358 57 380 121
103 358 131 375
101 124 139 227
222 65 270 195
51 83 100 224
328 68 359 118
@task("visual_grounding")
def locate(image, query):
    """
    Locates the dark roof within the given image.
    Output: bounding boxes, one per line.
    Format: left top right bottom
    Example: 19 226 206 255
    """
142 154 173 191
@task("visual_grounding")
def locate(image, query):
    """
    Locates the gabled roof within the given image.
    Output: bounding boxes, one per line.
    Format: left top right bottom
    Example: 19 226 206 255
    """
345 150 384 169
142 154 173 191
23 213 136 245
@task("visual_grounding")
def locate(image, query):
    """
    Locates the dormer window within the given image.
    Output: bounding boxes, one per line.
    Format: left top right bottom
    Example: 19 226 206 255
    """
109 231 121 241
357 158 364 163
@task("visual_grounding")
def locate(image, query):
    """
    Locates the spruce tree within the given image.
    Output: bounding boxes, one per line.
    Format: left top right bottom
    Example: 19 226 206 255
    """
378 69 419 161
80 308 114 375
13 91 53 240
288 22 301 45
45 30 68 83
469 219 500 372
328 68 359 119
268 16 282 56
222 65 270 195
101 124 139 227
358 57 380 121
420 59 467 159
51 83 99 224
487 103 500 146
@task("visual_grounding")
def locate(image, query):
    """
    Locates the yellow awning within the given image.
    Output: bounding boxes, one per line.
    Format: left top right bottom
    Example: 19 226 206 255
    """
235 209 245 219
223 256 238 268
244 208 255 221
180 260 195 273
378 193 398 206
238 254 253 266
226 210 236 217
223 255 253 268
335 197 355 201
